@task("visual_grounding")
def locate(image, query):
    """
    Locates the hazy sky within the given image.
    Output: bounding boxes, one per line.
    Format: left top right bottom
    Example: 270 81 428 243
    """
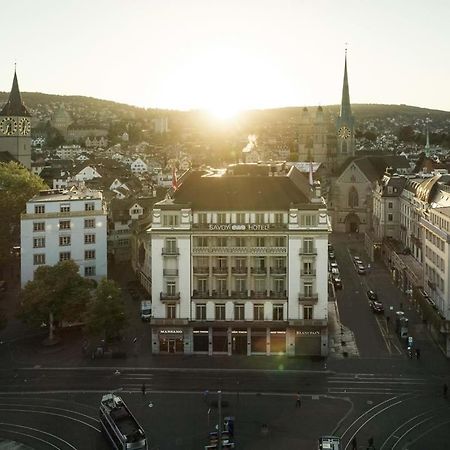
2 0 450 113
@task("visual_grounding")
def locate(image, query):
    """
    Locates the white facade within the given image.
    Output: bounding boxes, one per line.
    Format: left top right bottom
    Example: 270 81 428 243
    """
131 158 148 174
142 167 330 357
20 188 107 286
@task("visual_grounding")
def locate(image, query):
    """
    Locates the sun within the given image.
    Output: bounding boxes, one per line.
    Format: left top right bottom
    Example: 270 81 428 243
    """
207 104 240 120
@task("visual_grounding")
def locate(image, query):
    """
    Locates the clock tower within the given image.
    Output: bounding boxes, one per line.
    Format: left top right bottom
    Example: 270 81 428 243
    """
0 70 32 168
335 51 355 165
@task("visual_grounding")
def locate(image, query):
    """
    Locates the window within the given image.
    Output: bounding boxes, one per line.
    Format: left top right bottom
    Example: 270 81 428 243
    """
217 279 227 294
255 257 265 269
166 281 176 296
348 187 359 208
273 304 284 321
85 250 96 260
84 234 95 244
59 252 71 261
388 202 393 209
254 304 264 320
274 278 285 293
215 304 226 320
34 205 45 214
217 237 227 247
235 237 246 247
301 215 317 226
217 257 227 269
217 213 227 224
256 237 265 247
84 219 95 228
275 257 285 269
196 304 206 320
59 220 71 230
235 257 246 269
33 222 45 232
84 266 96 276
85 202 95 211
234 303 245 320
163 214 179 227
167 304 176 319
274 213 283 224
198 213 207 224
255 213 264 224
303 305 313 320
196 236 208 247
33 254 45 265
304 282 313 297
236 278 246 292
236 213 246 224
33 237 45 248
58 236 70 246
303 262 313 275
303 238 314 254
197 279 208 293
274 237 286 247
118 239 129 247
60 203 70 213
388 213 393 222
255 278 266 292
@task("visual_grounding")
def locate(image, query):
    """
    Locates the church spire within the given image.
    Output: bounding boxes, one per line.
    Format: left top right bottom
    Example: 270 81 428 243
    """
0 69 31 117
339 49 352 119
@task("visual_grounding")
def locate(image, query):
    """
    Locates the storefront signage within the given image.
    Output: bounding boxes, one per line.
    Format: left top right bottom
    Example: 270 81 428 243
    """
232 330 247 334
296 330 320 336
193 330 209 334
208 223 271 231
270 331 286 335
160 329 183 334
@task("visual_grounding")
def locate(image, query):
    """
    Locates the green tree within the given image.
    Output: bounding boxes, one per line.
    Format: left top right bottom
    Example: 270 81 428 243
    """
0 162 47 270
84 278 127 342
19 260 92 343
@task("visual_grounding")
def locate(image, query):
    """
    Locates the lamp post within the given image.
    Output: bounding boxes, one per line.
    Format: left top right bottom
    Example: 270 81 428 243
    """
217 390 222 450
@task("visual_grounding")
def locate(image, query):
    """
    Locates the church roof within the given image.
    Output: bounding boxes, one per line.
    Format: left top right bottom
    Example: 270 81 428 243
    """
0 71 31 117
339 53 352 119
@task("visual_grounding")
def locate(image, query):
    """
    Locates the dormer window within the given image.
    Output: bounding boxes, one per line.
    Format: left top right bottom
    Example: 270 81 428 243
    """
163 214 179 227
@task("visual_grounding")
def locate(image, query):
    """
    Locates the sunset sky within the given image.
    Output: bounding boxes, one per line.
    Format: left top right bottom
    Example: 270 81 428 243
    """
2 0 450 113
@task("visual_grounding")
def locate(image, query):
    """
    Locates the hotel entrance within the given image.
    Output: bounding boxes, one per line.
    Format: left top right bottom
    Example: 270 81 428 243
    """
159 330 184 354
231 329 248 355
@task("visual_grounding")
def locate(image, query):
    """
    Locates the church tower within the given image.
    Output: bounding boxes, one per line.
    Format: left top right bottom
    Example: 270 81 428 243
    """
0 70 32 168
335 50 355 164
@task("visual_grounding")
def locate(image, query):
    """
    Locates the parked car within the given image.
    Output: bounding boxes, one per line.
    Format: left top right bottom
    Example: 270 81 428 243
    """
328 251 336 260
370 300 384 313
357 264 366 275
332 277 343 289
353 256 361 264
330 262 339 270
367 290 378 301
331 267 340 276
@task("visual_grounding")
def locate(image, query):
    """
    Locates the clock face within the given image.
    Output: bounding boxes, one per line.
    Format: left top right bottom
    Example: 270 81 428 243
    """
0 117 17 136
18 118 31 135
338 126 351 139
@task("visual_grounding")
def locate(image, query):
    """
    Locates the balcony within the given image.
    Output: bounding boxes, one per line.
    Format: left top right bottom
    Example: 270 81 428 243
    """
230 291 249 299
270 267 286 274
298 294 319 303
301 270 316 277
192 246 287 255
151 318 188 326
251 291 268 299
232 267 248 274
162 247 179 255
160 292 180 301
251 267 267 275
288 318 327 327
299 248 317 255
269 290 287 299
192 290 210 299
193 266 209 274
163 269 179 276
213 267 228 274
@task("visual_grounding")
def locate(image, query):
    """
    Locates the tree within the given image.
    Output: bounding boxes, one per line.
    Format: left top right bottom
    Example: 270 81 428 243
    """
84 278 127 342
0 162 47 272
19 260 92 343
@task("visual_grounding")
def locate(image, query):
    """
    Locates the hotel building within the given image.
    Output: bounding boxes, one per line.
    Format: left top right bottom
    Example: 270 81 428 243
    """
145 164 330 356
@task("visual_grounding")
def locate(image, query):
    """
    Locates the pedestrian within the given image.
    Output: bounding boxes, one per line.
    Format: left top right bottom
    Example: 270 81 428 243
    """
444 383 448 398
351 436 357 450
203 389 209 404
415 348 420 360
141 383 146 396
295 392 301 408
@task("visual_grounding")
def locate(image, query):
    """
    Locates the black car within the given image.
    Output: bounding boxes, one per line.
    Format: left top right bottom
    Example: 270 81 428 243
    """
332 277 342 289
367 290 378 301
370 300 384 313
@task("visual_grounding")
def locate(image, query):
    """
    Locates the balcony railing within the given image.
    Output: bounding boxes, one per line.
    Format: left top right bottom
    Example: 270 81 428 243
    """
298 294 319 303
232 267 248 274
192 290 210 299
251 267 267 274
288 318 327 327
270 267 286 274
301 270 316 277
251 291 268 299
213 267 228 274
151 318 188 326
193 267 209 274
230 291 249 299
163 269 179 276
269 290 287 299
299 248 317 255
193 246 287 254
160 292 181 301
162 247 179 255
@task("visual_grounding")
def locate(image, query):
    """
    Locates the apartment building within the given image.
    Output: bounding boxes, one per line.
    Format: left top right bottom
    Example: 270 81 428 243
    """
145 165 330 356
20 188 107 286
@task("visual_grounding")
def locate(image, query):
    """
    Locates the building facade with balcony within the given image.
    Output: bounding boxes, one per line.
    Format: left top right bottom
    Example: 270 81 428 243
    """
147 165 330 356
20 188 107 286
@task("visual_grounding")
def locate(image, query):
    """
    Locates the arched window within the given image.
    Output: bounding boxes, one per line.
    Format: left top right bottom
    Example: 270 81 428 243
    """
348 186 359 208
341 141 348 154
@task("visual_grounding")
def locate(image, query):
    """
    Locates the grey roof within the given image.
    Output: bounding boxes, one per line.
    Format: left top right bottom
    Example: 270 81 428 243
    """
171 168 312 211
341 155 410 181
0 71 31 117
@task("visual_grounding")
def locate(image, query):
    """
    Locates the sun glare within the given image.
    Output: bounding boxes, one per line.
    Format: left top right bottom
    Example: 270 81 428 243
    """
208 104 240 120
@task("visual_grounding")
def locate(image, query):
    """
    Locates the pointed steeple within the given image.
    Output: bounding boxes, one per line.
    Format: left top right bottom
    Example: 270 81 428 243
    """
0 69 31 117
339 50 352 118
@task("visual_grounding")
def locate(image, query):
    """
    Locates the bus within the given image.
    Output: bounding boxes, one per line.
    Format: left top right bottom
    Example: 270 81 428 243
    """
318 436 340 450
99 393 148 450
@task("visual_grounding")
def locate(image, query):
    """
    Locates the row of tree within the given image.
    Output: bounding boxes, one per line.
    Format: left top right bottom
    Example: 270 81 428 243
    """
19 260 127 344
